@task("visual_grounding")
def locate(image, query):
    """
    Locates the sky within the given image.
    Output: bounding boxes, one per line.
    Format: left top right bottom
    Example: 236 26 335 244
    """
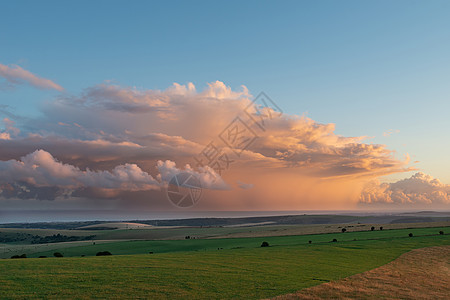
0 0 449 219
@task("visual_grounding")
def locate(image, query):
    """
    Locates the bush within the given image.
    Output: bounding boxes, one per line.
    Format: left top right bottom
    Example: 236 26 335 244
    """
96 251 112 256
11 254 26 259
408 233 413 237
261 241 269 247
439 231 444 235
38 256 47 258
53 252 63 257
308 240 312 244
341 228 346 233
371 226 375 231
332 238 338 242
379 226 383 231
149 251 154 254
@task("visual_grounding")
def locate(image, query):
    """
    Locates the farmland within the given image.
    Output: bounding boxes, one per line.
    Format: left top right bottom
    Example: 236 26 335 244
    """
0 219 449 299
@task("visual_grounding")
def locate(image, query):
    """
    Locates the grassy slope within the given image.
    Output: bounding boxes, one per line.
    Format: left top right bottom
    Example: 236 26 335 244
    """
0 230 449 299
276 245 450 299
27 226 450 258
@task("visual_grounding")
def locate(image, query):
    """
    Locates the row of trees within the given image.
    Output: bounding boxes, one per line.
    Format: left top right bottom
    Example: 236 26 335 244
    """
10 251 113 259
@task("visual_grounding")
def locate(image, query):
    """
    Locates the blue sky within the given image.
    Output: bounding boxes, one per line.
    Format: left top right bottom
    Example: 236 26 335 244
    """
1 0 450 187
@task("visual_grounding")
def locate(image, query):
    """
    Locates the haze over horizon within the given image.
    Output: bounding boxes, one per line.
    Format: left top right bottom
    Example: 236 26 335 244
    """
1 1 449 219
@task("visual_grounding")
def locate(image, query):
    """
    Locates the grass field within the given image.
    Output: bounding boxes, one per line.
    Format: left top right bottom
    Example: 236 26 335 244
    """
25 226 450 258
277 245 450 299
1 223 449 258
0 227 449 299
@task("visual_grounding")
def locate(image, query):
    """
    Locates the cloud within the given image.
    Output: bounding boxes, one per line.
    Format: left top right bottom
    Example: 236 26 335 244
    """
0 149 161 191
0 80 427 209
0 118 20 140
157 160 230 190
0 149 229 200
59 80 248 114
0 63 63 91
359 172 450 207
383 129 400 137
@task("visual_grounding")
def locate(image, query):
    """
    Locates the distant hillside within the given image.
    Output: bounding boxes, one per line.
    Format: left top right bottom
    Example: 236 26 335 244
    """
1 212 449 230
77 222 154 230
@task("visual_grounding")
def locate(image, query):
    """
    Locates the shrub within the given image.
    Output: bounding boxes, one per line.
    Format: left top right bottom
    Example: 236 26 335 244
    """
308 240 312 244
149 251 153 254
439 231 444 235
11 254 25 259
261 241 269 247
332 238 338 242
38 256 47 258
96 251 112 256
341 228 346 233
53 252 63 257
408 233 413 237
371 226 375 231
380 226 383 231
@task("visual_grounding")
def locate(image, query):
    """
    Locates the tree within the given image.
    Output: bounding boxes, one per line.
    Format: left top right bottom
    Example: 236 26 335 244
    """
439 231 444 235
379 226 383 231
332 238 338 242
408 233 413 237
341 228 347 233
261 241 269 247
53 252 63 257
308 240 312 244
371 226 375 231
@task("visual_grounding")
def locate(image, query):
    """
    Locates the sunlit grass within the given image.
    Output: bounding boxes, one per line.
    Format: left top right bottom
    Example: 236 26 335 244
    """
0 229 449 299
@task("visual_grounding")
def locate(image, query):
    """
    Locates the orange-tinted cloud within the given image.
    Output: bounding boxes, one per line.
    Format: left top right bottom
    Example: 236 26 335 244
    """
0 63 63 91
0 81 436 210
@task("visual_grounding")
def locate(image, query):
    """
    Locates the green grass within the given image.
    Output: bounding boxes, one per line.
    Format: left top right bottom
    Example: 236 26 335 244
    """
0 228 449 299
25 226 450 258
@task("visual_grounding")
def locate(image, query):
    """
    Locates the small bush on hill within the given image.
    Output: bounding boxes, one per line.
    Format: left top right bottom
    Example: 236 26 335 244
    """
408 233 413 237
308 240 312 244
439 231 444 235
11 254 26 259
38 256 47 258
96 251 112 256
380 226 383 231
261 241 269 247
371 226 375 231
332 238 338 242
341 228 346 233
53 252 63 257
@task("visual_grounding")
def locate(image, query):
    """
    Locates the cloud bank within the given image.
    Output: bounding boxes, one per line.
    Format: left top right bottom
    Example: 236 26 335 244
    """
0 150 225 200
1 79 444 210
360 172 450 208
